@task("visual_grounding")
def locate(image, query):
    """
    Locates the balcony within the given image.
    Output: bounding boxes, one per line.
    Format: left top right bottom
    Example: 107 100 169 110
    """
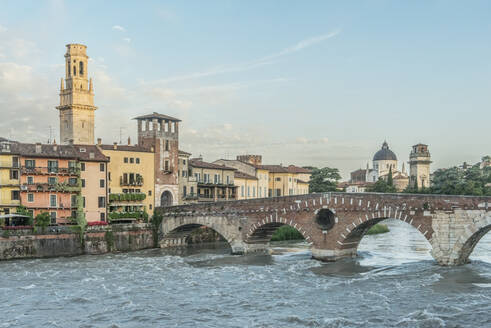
21 182 81 193
120 176 144 187
21 166 80 176
183 193 199 200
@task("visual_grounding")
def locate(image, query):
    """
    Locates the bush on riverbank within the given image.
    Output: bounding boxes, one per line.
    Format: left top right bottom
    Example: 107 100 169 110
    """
271 226 304 241
366 223 390 235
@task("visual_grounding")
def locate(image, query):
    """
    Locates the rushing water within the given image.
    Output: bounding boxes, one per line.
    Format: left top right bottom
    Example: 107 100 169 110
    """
1 220 490 328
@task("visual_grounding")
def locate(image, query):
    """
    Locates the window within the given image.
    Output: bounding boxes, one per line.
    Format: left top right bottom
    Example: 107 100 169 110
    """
50 195 57 207
81 179 85 187
68 64 71 76
124 157 128 163
11 190 20 200
148 190 152 196
83 197 86 208
275 189 281 197
183 160 186 165
182 170 187 177
164 160 169 171
183 186 187 197
47 160 58 173
27 193 34 202
214 174 219 184
10 169 18 180
259 188 262 198
130 158 134 164
247 186 250 197
98 197 106 208
73 65 76 76
79 61 84 75
100 179 105 188
165 140 169 151
241 186 244 197
69 177 77 185
100 213 105 221
253 186 256 197
226 176 230 184
50 212 56 224
71 195 77 207
27 176 34 185
195 173 201 182
71 210 77 218
12 157 19 168
149 204 152 210
190 186 194 194
48 177 57 185
25 159 35 169
275 177 281 181
100 163 105 171
80 163 85 171
135 158 140 164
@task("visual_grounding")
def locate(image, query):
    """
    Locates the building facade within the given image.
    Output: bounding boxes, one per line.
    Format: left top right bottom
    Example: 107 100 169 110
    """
134 113 180 207
73 145 108 222
178 150 198 204
0 140 20 216
189 159 236 202
57 44 97 145
18 143 81 224
100 143 155 219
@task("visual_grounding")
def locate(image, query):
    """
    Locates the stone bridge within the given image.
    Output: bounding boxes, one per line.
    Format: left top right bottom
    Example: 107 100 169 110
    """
157 192 491 266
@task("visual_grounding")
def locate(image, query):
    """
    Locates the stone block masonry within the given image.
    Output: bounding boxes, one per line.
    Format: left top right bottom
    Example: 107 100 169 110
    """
0 224 154 261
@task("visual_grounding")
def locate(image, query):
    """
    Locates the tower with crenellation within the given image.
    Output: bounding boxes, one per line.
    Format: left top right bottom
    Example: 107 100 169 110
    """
57 44 97 145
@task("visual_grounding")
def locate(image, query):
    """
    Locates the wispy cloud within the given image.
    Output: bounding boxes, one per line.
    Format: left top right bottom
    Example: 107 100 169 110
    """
123 38 131 43
112 25 126 32
148 29 340 84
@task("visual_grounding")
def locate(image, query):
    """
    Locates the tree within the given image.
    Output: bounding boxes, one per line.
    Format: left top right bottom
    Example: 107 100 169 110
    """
35 212 51 231
367 178 397 193
16 205 34 226
387 166 393 187
308 167 342 193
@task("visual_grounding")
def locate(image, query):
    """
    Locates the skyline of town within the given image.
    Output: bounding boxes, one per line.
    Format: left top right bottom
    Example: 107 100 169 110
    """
1 1 490 179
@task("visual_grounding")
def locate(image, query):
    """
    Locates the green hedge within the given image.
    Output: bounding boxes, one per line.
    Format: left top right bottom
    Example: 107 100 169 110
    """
109 193 146 202
109 211 149 221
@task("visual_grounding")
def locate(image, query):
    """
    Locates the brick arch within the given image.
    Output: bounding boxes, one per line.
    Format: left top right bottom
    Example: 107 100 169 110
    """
245 215 313 244
448 213 491 265
335 208 432 255
160 215 243 249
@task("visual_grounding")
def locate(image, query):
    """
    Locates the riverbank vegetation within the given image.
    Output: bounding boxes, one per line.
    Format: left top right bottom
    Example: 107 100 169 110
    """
271 226 304 241
366 223 389 235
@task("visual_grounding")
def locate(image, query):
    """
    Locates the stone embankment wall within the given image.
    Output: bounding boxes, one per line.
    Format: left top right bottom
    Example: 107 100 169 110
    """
0 223 154 261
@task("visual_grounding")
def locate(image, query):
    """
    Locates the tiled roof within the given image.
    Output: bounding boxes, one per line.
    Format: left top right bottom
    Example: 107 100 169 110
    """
297 179 309 184
178 150 192 156
99 144 153 152
287 165 312 173
14 143 78 159
133 112 181 122
189 159 236 171
260 165 290 173
234 171 258 180
73 145 109 162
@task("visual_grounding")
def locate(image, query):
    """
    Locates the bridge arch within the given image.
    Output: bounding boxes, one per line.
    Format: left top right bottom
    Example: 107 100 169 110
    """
335 210 432 260
246 216 312 245
446 214 491 265
160 215 247 254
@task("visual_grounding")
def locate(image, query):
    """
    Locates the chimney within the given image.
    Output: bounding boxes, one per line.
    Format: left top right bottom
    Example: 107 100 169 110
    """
97 138 102 145
53 145 58 152
35 143 42 154
127 136 131 145
113 142 117 150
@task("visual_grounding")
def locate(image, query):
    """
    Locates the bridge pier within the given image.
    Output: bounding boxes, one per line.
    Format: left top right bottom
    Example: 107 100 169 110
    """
231 242 269 255
311 247 357 262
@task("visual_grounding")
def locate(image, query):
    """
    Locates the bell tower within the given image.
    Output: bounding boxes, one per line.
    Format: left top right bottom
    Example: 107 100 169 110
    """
57 44 97 145
409 144 432 189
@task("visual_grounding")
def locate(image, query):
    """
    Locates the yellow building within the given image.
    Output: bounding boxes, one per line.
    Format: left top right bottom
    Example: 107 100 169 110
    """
234 171 258 200
99 142 155 221
0 140 20 216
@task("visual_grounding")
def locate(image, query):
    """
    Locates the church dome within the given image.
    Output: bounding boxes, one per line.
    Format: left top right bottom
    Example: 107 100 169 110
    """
373 141 397 161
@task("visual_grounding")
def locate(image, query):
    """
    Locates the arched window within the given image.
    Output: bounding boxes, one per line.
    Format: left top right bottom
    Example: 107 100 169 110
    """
73 66 76 76
79 61 84 76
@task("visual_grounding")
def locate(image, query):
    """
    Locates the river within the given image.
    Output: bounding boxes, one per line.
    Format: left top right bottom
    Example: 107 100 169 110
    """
1 219 490 328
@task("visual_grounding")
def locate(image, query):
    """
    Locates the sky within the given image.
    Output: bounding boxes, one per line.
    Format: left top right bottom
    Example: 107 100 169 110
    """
0 0 490 179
